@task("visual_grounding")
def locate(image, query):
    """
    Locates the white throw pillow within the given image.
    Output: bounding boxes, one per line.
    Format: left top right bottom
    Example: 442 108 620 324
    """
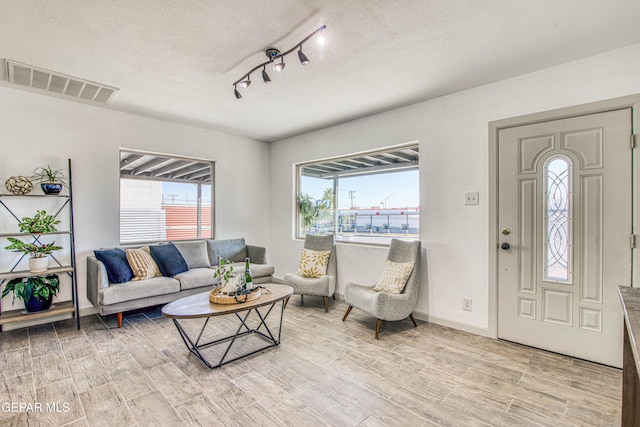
373 260 414 294
296 248 331 278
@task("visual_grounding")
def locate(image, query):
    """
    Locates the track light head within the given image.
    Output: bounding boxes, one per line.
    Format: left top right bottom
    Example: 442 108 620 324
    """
262 67 271 83
239 76 251 88
317 33 325 45
273 57 285 72
234 85 242 99
298 47 310 65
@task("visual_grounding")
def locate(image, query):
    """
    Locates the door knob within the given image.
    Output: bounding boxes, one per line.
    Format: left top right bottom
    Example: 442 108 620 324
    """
501 243 510 250
501 228 511 235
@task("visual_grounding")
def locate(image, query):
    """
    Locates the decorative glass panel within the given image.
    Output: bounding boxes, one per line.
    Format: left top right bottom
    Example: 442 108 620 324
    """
545 157 571 282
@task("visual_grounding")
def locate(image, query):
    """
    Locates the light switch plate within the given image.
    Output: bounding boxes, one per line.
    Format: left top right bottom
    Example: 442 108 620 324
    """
465 192 479 205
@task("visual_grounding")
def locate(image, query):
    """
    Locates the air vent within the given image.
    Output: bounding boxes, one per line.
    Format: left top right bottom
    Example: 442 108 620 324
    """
3 59 118 104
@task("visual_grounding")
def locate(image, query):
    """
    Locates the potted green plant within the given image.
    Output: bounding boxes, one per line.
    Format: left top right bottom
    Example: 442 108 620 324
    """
31 165 67 195
4 237 62 273
213 257 236 294
18 210 61 233
2 274 59 312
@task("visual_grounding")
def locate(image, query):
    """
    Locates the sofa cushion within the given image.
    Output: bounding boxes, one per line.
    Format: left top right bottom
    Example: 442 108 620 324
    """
174 268 217 290
99 276 180 305
207 238 247 263
232 263 274 279
173 241 211 268
149 243 189 277
126 246 162 281
94 248 133 284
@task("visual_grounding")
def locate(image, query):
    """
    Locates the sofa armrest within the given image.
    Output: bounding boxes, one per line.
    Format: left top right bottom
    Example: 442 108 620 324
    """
246 245 266 264
87 256 110 308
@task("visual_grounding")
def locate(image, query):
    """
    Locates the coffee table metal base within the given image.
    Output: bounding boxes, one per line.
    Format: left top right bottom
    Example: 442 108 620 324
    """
171 299 285 369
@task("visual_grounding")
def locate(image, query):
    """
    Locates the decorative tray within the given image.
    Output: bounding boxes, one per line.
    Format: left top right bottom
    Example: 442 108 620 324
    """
209 288 261 305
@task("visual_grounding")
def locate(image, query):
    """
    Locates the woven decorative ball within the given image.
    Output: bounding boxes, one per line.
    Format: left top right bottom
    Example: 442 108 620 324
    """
5 176 33 195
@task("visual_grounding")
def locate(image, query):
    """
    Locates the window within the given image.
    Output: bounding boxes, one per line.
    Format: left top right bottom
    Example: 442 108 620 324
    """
544 155 572 283
119 150 214 244
296 144 419 244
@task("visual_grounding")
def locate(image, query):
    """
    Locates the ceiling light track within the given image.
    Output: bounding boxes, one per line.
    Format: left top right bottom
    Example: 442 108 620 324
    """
233 25 326 99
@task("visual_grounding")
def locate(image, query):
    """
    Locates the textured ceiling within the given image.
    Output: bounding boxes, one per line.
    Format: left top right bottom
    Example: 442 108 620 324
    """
1 0 639 142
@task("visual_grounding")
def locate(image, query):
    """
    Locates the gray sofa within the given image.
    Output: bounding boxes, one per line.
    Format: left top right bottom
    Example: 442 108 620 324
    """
87 238 274 327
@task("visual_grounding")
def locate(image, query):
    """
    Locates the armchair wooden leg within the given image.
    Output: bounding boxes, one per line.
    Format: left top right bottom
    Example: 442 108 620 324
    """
342 305 353 321
300 295 304 305
409 313 417 327
117 312 123 329
375 319 382 340
323 296 329 313
284 297 290 309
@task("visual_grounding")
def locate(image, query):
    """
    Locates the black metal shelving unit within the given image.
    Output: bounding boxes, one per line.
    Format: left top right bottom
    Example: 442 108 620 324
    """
0 159 79 331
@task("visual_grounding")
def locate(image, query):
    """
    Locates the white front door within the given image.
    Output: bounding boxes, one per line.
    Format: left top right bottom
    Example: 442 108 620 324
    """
497 109 632 367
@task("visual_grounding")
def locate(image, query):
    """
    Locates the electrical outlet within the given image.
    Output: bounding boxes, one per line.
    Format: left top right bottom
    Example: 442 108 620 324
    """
465 192 479 205
463 298 472 311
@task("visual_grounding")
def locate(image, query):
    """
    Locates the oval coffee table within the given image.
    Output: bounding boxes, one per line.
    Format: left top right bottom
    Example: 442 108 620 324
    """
162 283 293 369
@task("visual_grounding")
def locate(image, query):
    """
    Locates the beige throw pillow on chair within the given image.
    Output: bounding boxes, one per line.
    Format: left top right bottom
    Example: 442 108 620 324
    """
373 260 414 294
296 248 331 278
126 246 162 281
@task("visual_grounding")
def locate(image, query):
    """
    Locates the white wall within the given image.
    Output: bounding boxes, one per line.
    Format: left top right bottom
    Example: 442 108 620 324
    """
0 87 271 315
270 42 640 334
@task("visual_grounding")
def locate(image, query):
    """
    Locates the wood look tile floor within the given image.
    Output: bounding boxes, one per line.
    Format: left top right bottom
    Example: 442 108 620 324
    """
0 297 622 426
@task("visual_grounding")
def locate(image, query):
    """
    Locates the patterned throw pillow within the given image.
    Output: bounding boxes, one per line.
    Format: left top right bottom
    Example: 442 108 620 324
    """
296 248 331 278
373 260 414 294
126 247 162 281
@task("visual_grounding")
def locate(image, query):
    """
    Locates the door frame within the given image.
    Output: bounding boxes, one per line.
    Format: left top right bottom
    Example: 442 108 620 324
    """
488 94 640 338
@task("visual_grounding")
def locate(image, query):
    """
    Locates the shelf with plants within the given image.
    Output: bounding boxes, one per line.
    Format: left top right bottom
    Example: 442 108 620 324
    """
0 266 74 281
0 194 70 199
0 231 71 238
0 300 76 326
0 159 79 331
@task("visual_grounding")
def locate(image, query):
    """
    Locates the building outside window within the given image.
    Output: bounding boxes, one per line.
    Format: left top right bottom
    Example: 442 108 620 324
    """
119 150 214 244
296 144 419 245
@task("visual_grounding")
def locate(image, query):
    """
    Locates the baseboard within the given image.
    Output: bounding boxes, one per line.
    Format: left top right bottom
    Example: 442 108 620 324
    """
272 282 491 338
80 306 97 317
417 312 493 338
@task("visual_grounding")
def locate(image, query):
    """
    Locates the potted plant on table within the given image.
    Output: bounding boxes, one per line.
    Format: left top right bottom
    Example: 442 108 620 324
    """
2 274 60 312
213 257 237 294
31 165 67 195
4 237 62 273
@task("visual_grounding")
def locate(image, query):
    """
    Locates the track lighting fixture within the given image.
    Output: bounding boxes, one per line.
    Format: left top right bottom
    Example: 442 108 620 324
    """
273 57 285 72
262 66 271 83
298 47 310 65
232 25 325 99
239 76 251 88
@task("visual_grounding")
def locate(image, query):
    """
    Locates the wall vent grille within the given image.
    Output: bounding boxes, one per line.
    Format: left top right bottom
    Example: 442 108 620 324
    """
3 59 118 104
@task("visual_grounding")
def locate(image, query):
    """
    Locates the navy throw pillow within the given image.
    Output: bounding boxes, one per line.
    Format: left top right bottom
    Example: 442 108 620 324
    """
94 248 133 284
149 243 189 277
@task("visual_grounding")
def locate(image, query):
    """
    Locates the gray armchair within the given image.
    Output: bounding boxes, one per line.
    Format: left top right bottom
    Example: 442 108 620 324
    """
342 239 421 339
283 234 337 312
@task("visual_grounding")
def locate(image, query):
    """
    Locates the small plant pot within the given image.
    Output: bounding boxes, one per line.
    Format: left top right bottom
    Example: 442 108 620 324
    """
29 257 49 273
41 183 63 195
24 294 53 312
